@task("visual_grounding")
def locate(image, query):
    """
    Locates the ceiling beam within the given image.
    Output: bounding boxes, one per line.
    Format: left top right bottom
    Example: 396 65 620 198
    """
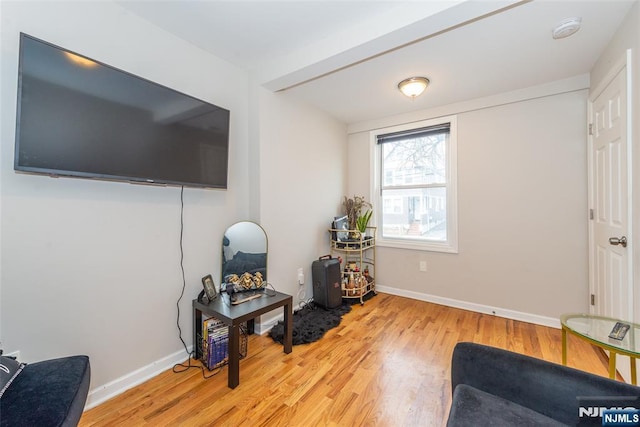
258 0 529 92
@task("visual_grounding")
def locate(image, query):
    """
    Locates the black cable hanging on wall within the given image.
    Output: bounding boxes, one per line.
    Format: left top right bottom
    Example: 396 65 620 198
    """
176 185 188 355
173 186 220 379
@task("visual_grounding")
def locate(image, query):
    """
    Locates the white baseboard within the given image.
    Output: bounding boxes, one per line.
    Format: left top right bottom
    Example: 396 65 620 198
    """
375 284 561 329
255 312 285 335
85 346 192 410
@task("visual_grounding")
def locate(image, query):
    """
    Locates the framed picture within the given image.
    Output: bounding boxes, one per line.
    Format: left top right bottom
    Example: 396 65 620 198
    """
201 274 217 301
332 215 348 241
608 322 631 340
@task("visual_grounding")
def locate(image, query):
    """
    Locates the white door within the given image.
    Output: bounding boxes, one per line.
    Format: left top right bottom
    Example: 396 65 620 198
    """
590 65 632 322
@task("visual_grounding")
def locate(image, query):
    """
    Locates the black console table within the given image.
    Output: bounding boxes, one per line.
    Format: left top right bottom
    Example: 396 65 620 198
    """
192 290 293 388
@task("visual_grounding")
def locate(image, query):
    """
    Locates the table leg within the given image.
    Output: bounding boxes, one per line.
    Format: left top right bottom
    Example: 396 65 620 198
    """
194 308 202 361
283 301 293 354
561 328 567 365
228 324 240 389
608 351 617 380
631 357 637 386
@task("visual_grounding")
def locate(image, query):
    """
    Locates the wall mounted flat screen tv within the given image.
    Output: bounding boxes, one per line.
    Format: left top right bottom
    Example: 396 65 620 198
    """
14 33 230 189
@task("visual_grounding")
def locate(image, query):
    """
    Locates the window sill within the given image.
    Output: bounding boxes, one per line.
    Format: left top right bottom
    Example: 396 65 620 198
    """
377 237 458 254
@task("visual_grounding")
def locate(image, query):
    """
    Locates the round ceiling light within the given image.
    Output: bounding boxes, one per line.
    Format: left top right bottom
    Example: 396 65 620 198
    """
398 77 430 98
552 17 582 39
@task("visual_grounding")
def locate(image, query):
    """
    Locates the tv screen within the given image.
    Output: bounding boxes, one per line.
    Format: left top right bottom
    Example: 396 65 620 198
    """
14 33 230 189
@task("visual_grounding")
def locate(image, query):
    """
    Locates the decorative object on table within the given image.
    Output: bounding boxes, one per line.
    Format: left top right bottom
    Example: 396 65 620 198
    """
609 321 631 340
240 272 254 289
252 271 264 289
363 266 373 283
224 272 266 293
226 274 240 287
200 274 217 302
356 209 373 236
269 303 351 346
357 276 368 295
347 272 356 295
331 215 349 241
342 195 371 238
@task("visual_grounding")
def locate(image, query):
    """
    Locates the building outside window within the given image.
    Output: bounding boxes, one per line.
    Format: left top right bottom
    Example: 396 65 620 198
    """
372 116 458 253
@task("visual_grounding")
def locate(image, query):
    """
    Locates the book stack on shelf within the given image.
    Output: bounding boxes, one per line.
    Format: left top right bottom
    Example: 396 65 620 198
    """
199 317 248 370
204 317 228 369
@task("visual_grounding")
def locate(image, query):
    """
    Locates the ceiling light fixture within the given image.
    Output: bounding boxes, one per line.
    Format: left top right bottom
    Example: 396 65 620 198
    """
552 17 582 39
398 77 430 98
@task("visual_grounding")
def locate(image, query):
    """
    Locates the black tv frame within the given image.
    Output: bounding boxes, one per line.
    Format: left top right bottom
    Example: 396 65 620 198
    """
14 33 230 189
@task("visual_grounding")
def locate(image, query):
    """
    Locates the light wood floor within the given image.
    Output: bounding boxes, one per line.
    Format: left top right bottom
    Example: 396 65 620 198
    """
79 293 612 427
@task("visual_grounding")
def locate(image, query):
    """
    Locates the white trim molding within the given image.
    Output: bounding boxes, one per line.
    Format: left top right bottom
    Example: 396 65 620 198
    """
84 347 192 410
374 285 561 329
255 313 284 335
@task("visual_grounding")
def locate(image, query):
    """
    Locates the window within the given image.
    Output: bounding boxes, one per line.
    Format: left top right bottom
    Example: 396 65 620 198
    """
383 196 403 214
372 116 458 253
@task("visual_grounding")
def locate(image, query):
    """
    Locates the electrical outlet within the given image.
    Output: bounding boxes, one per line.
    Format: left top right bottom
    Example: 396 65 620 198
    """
297 267 304 285
419 261 427 272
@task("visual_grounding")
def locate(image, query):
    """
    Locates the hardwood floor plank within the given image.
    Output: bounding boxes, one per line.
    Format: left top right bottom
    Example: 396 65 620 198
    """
80 294 615 426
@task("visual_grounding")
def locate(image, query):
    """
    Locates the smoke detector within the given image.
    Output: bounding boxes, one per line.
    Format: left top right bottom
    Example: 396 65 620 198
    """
552 17 582 39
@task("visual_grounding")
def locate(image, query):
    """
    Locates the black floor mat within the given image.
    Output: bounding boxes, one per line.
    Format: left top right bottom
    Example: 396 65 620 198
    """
269 303 352 345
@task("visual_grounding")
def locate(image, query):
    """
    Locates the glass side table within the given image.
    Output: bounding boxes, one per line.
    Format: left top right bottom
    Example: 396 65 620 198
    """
561 313 639 385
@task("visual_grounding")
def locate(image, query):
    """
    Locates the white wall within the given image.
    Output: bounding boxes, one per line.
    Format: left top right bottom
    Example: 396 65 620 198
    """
590 0 640 324
347 82 590 324
0 0 249 402
257 88 347 323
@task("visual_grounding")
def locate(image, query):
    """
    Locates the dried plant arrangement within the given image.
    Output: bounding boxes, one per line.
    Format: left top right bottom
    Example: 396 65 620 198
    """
343 195 372 232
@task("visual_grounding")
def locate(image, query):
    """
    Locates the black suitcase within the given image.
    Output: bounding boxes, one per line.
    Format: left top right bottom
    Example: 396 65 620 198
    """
312 255 342 309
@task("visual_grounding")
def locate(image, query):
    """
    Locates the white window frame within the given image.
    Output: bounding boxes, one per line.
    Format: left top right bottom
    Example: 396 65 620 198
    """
370 116 458 253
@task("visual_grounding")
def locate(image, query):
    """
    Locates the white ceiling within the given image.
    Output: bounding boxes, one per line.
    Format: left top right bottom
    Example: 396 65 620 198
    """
117 0 635 124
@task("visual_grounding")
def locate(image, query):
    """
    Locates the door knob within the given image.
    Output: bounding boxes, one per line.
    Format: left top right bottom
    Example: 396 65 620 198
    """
609 236 628 248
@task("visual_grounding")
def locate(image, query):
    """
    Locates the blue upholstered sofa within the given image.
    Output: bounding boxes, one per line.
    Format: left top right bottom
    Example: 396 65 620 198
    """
1 355 90 427
447 342 640 426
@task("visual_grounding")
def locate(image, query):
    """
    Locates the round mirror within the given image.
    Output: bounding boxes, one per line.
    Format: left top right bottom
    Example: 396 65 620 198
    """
221 221 268 285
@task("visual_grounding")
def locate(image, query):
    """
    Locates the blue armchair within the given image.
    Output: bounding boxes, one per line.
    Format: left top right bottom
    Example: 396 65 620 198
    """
447 342 640 426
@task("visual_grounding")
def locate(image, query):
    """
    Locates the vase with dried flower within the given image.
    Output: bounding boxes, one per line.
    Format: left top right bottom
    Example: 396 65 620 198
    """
343 195 371 239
